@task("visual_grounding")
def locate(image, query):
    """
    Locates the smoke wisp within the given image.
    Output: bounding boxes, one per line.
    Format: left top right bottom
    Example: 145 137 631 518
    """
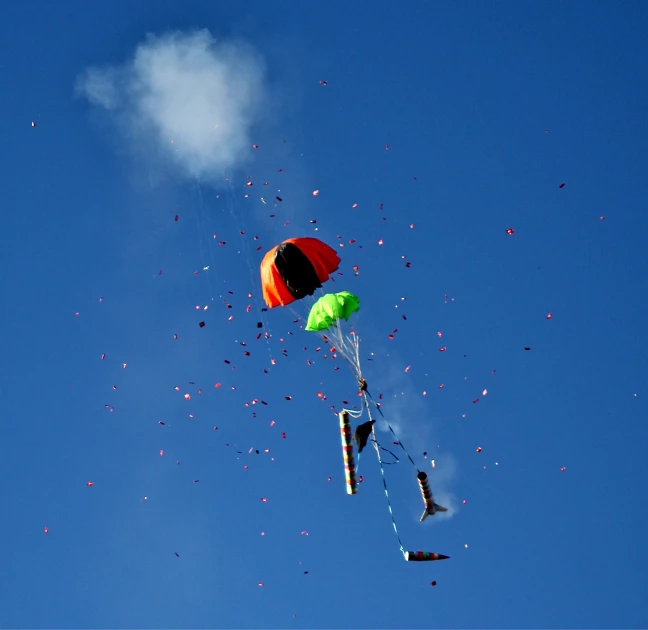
76 29 266 182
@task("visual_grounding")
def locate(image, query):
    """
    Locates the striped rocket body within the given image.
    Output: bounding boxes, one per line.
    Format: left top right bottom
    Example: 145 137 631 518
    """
417 471 448 520
404 551 450 562
339 411 358 495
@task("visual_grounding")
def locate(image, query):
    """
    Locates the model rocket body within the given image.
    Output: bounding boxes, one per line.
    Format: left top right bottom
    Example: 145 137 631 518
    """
417 471 448 521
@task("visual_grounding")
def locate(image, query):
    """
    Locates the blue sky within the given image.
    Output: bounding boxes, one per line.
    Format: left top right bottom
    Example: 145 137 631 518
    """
1 1 648 628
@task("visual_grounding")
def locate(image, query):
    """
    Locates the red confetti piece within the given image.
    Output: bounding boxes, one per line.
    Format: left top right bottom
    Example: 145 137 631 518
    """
431 581 437 587
261 497 268 502
546 313 552 319
44 527 48 534
476 447 482 452
174 334 178 339
560 466 566 472
86 481 94 487
462 499 467 505
378 239 384 245
101 353 105 360
160 450 164 456
258 582 264 587
184 394 191 400
312 190 319 196
327 476 332 482
285 396 292 401
359 476 364 483
439 347 447 352
472 398 479 404
174 215 179 222
158 421 165 425
405 365 411 373
253 144 259 149
559 182 565 188
282 432 287 438
352 203 358 209
506 228 514 235
199 321 205 328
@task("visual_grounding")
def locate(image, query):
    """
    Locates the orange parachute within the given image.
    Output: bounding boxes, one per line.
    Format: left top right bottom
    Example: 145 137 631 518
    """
260 237 340 308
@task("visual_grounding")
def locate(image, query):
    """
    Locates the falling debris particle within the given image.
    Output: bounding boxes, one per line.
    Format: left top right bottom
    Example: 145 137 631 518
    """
31 121 36 127
506 228 515 235
86 481 94 487
546 313 553 319
559 182 565 188
319 80 327 85
44 527 48 534
175 552 180 557
430 581 437 587
475 447 482 453
312 190 319 196
174 215 179 222
560 466 566 472
199 321 206 328
524 347 531 351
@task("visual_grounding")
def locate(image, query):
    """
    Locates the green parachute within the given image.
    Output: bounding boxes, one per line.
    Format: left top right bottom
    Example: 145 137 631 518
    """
305 291 360 332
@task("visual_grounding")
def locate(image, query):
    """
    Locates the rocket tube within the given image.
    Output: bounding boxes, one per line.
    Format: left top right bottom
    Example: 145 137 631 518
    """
339 411 358 495
418 471 434 518
404 551 450 562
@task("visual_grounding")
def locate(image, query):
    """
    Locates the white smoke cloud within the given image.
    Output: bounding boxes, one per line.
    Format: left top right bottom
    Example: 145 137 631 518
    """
76 29 266 182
